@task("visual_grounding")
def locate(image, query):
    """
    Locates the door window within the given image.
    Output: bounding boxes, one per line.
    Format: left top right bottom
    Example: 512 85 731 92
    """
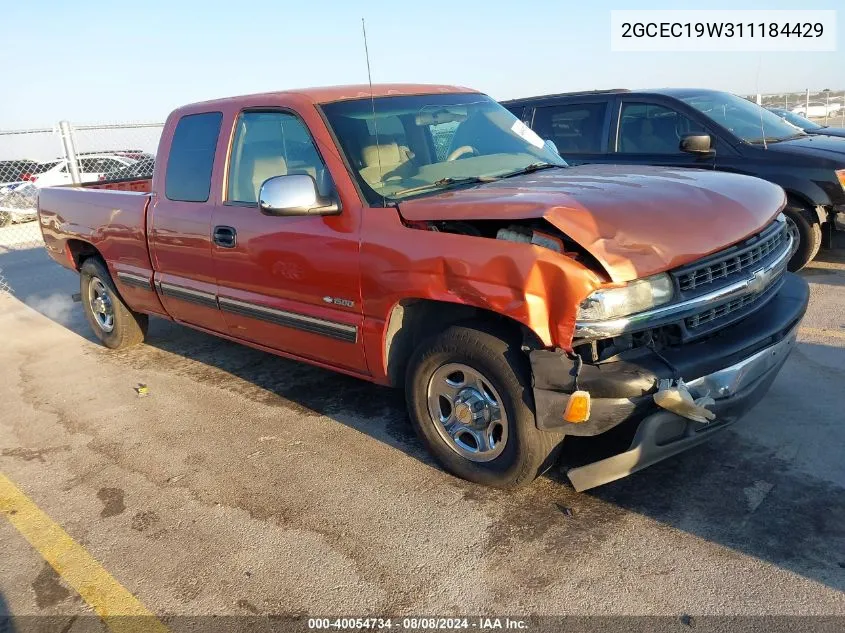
532 103 607 154
617 103 706 154
227 111 331 205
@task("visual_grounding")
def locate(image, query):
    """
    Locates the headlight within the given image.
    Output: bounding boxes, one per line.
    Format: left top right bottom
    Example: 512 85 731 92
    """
577 273 674 321
836 169 845 192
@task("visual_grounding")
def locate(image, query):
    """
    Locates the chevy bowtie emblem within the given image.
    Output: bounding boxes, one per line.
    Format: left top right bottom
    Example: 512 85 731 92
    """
746 267 770 295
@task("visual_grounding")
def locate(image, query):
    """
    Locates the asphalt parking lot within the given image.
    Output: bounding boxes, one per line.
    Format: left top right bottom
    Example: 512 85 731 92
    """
1 223 845 631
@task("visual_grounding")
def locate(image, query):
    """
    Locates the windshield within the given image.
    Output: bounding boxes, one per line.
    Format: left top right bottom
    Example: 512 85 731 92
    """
775 109 824 131
321 93 567 203
680 91 805 143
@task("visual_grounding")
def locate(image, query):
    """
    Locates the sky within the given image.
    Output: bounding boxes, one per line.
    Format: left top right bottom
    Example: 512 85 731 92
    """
0 0 842 130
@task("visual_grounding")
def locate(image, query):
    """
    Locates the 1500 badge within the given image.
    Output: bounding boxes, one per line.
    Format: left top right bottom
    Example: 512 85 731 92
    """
323 296 355 308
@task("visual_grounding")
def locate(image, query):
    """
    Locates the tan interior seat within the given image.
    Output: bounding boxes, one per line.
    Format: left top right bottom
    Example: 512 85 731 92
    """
231 139 288 203
251 155 288 203
359 141 415 187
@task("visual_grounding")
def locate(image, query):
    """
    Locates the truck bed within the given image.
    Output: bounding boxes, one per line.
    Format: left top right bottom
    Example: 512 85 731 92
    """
38 181 153 276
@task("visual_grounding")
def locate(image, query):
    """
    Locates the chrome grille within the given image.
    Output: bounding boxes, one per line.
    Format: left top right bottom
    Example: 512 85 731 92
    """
686 291 764 330
676 221 787 292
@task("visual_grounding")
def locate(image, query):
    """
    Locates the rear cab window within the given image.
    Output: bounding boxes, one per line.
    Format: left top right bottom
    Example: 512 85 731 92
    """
165 112 223 202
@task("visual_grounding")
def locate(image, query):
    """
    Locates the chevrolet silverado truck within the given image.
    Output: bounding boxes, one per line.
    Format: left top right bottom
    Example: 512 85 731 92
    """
38 84 809 491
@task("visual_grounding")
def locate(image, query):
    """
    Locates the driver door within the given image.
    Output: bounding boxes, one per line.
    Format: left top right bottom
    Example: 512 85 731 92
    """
211 109 367 373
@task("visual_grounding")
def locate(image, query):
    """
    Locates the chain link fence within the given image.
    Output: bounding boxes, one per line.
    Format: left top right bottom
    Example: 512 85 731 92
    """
0 121 162 295
746 89 845 127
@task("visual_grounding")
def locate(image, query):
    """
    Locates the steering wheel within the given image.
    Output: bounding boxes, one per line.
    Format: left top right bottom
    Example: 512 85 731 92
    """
446 145 478 161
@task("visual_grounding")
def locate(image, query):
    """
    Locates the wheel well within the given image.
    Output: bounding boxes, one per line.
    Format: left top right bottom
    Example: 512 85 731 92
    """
383 299 543 388
784 191 826 226
65 239 102 270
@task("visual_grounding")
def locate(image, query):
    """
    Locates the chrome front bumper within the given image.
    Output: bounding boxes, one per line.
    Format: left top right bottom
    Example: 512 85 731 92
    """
566 324 799 492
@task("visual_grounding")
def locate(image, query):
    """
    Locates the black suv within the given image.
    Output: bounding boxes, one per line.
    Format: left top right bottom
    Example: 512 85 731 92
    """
502 89 845 270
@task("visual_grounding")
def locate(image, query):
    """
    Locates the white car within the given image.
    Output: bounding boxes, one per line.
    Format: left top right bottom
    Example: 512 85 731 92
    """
791 101 842 118
0 182 38 226
24 155 137 188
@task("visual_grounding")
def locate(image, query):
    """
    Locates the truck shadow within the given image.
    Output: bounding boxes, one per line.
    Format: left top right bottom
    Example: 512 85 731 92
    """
143 316 422 451
3 244 845 596
140 320 845 596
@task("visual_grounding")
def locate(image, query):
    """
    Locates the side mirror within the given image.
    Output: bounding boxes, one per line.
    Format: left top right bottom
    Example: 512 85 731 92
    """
679 134 713 154
544 139 560 156
258 174 340 216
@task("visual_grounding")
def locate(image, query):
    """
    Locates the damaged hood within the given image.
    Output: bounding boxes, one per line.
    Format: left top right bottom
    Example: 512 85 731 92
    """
397 164 785 282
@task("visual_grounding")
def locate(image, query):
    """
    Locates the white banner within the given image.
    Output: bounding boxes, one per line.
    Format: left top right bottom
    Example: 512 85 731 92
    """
610 10 837 52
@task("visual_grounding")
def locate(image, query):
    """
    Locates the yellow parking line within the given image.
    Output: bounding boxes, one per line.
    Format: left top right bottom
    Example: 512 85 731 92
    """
0 473 170 633
800 326 845 341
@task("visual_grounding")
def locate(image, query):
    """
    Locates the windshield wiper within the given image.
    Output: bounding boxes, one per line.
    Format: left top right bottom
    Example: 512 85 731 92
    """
750 133 806 144
393 175 499 197
499 162 562 178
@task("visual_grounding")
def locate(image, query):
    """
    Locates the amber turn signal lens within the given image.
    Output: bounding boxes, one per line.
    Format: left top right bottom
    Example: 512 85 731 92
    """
563 390 591 424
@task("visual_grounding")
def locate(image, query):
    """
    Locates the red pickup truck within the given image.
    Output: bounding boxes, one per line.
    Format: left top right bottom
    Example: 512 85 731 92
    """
38 84 809 491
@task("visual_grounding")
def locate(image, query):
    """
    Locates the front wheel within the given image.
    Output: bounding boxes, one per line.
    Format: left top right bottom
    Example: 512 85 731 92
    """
80 258 148 349
405 324 564 488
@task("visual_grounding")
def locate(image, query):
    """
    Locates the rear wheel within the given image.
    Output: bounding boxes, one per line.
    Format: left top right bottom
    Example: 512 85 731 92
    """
784 202 822 271
80 258 148 349
405 324 564 488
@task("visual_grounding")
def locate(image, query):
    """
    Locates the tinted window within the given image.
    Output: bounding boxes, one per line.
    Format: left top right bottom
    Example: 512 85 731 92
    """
532 103 607 154
227 111 329 204
617 102 706 154
165 112 222 202
503 104 524 121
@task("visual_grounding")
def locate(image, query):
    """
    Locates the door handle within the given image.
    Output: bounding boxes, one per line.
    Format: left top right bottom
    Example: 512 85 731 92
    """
213 225 237 248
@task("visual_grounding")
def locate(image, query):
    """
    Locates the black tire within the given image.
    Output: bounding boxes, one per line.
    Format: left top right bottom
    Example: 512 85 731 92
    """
405 324 564 488
80 258 148 349
784 203 822 271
